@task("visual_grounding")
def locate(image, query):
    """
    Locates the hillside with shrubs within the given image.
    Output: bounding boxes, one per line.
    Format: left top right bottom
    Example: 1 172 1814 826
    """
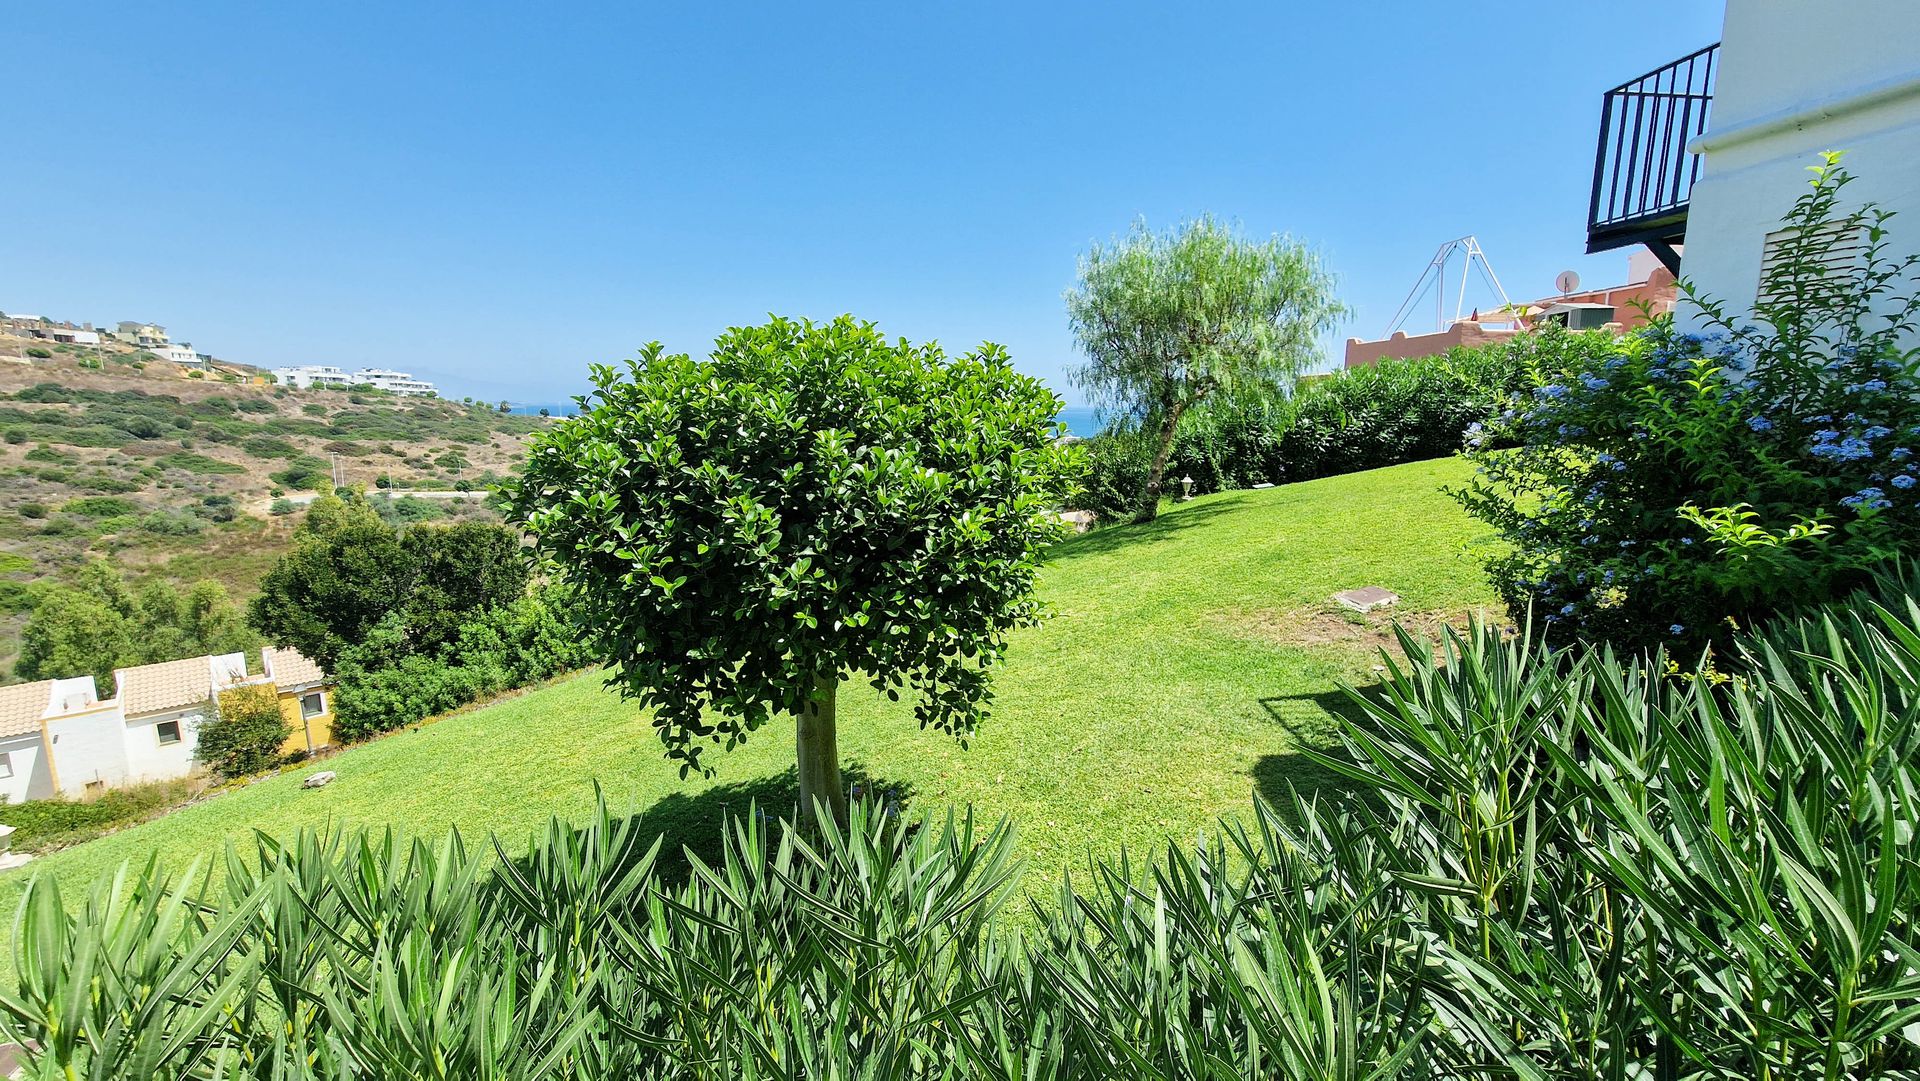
0 354 549 680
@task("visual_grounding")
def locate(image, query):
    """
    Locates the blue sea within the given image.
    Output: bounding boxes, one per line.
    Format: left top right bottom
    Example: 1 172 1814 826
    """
515 401 1107 438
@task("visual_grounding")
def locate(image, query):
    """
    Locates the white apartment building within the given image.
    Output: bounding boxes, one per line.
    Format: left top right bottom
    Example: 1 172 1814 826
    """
155 342 204 367
355 368 438 396
272 365 352 390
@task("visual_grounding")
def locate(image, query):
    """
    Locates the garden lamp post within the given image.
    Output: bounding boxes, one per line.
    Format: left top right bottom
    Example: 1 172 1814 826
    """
1180 475 1194 501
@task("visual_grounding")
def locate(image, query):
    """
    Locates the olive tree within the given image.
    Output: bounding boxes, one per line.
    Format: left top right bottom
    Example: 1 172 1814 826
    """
511 316 1077 824
1067 215 1345 521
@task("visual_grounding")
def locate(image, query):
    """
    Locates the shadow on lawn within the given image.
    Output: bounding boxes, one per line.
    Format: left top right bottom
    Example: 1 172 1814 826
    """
606 763 916 885
1249 681 1383 814
1045 495 1247 563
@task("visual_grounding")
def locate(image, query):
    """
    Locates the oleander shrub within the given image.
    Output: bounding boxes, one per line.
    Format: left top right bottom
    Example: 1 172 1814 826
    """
1457 154 1920 650
9 582 1920 1078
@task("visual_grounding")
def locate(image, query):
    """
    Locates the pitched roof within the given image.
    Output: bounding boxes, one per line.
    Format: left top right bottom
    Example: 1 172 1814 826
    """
0 681 53 740
264 647 327 690
116 657 215 717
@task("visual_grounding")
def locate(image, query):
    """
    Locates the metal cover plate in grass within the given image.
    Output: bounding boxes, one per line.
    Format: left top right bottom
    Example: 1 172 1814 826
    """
1334 586 1398 612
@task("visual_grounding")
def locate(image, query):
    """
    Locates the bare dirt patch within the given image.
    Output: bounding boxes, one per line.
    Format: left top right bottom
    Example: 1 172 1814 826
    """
1219 602 1501 655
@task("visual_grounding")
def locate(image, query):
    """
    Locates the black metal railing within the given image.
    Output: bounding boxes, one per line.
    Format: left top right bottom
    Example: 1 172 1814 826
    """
1587 42 1718 256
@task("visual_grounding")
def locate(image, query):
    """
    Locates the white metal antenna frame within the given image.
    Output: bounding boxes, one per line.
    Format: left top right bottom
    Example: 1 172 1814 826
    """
1382 235 1517 336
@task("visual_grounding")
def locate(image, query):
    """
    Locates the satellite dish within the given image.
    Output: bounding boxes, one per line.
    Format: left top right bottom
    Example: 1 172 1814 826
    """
1555 270 1581 294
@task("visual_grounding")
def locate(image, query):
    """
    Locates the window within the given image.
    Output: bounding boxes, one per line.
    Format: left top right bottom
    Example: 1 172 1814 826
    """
156 719 182 746
0 752 13 780
301 692 326 719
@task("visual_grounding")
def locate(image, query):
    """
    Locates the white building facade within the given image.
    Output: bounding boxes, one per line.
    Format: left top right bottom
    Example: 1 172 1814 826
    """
1584 3 1920 339
0 650 328 802
1678 1 1920 340
272 365 352 389
355 368 437 396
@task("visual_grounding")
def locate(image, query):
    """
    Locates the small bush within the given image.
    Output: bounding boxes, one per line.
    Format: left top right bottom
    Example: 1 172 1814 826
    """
24 347 51 359
158 451 246 475
269 456 331 491
17 502 48 520
22 445 76 465
200 686 291 779
269 497 295 516
140 508 206 536
61 496 139 518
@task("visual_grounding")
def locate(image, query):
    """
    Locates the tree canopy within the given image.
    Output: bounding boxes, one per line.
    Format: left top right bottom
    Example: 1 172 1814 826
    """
1067 215 1344 519
250 511 528 672
17 563 257 688
511 315 1079 822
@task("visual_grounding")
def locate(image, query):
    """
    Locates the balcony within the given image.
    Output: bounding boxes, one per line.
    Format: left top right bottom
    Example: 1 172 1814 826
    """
1587 43 1718 271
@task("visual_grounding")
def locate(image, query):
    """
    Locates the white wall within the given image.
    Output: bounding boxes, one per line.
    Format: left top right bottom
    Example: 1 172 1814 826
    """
1678 0 1920 338
43 707 131 797
0 733 53 804
122 706 203 783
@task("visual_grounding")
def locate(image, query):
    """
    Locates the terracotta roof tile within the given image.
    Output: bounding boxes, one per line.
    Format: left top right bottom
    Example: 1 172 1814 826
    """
116 657 215 717
265 648 327 690
0 681 52 740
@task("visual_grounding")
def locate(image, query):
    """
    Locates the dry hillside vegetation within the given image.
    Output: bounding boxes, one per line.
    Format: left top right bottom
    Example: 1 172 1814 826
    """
0 349 549 676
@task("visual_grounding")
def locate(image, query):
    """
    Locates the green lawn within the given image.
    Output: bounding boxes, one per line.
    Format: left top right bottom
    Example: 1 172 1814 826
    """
0 457 1502 927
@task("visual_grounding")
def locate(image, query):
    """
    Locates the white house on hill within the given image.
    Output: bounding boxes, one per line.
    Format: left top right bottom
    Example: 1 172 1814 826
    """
0 648 333 803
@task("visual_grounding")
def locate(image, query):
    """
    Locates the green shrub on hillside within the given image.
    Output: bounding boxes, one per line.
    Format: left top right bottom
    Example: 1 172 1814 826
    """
268 456 331 490
60 496 139 518
0 779 194 854
201 685 292 780
241 434 300 458
158 451 246 475
22 445 76 465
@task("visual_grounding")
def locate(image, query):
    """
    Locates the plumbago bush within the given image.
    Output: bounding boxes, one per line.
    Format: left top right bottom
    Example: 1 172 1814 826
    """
1459 155 1920 648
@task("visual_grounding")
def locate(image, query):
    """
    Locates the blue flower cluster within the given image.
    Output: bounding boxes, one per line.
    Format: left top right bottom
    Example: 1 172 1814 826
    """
1841 487 1892 511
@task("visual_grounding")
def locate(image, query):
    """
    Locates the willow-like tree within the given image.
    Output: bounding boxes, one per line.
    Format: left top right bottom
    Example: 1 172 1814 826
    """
510 316 1078 825
1067 216 1344 521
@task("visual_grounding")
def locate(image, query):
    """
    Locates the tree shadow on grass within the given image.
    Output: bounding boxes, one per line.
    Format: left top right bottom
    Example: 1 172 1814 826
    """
608 763 914 886
1250 682 1382 817
1045 495 1248 563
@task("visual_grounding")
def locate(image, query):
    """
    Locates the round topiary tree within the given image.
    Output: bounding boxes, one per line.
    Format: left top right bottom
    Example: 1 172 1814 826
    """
511 315 1078 824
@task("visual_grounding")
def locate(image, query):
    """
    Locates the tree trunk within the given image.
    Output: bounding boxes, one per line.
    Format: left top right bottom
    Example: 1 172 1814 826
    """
795 673 846 827
1135 402 1187 524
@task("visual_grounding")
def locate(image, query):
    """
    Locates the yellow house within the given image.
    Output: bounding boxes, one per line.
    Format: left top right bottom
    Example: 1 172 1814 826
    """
261 647 334 755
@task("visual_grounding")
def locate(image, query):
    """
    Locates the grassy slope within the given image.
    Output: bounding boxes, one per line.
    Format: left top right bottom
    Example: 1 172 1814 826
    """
0 457 1501 925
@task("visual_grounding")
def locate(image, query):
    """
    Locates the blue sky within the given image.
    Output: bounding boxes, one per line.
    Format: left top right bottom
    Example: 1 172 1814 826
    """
5 2 1725 405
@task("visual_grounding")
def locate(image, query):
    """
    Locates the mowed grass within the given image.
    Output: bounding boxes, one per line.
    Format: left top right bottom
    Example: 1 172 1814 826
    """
0 457 1502 932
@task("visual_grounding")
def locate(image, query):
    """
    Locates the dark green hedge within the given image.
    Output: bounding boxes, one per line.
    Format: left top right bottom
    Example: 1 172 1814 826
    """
1065 332 1557 521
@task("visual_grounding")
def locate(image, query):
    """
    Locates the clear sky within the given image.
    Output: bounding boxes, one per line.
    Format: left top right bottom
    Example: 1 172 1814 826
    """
5 2 1726 405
